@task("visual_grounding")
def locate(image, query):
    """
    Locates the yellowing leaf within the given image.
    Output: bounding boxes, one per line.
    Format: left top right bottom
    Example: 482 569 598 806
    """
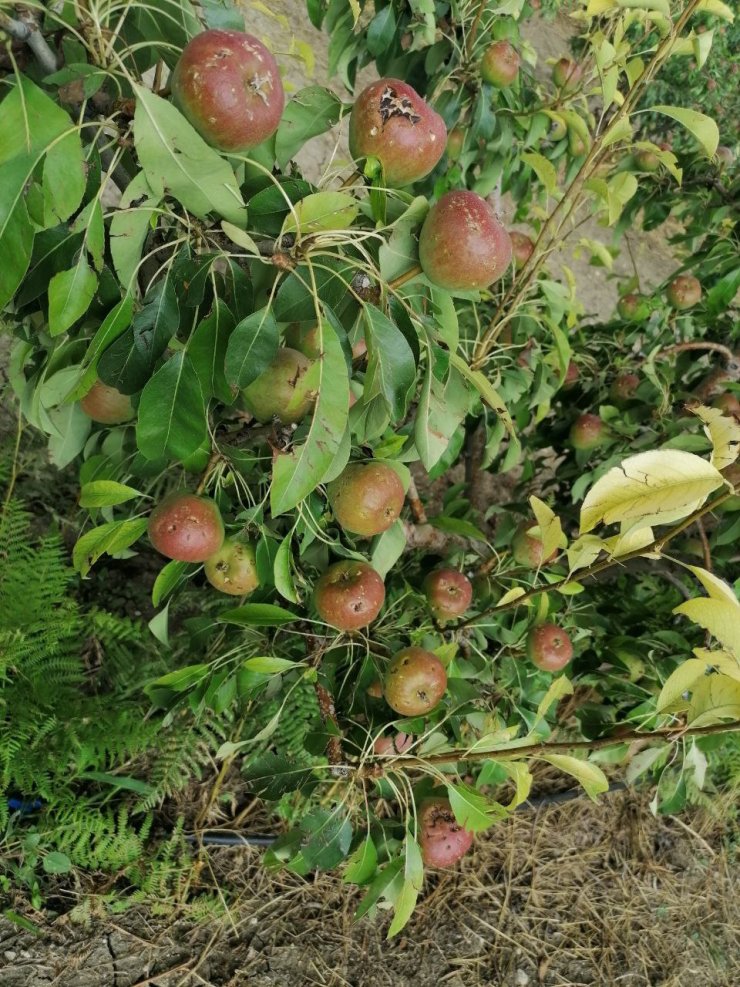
498 761 533 808
655 650 740 712
536 675 574 720
688 675 740 727
567 533 605 572
529 496 567 562
495 586 531 608
685 565 739 607
604 525 655 558
688 402 740 471
674 598 740 656
693 649 740 685
696 0 734 22
579 450 724 534
283 191 359 236
539 755 609 801
651 105 719 158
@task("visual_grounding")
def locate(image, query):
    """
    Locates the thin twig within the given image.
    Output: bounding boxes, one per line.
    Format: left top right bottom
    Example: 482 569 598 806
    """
388 264 423 291
655 341 736 363
406 475 428 524
0 11 58 73
695 518 712 572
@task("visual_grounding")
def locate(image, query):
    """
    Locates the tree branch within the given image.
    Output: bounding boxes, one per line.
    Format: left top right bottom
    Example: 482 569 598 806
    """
0 10 58 74
457 489 733 629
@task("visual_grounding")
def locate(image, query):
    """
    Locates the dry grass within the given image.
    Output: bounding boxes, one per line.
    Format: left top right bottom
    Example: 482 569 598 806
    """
6 790 736 987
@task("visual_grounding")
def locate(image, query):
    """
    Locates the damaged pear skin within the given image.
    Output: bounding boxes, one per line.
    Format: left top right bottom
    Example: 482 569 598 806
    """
349 78 447 186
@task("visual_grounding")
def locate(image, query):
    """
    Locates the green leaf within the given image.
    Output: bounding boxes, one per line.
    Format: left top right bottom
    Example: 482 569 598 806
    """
387 878 419 938
292 809 353 872
72 297 135 399
363 306 416 421
283 191 359 235
521 151 558 196
48 255 98 336
224 307 279 389
221 221 260 256
0 156 35 310
242 752 315 800
219 603 297 626
355 858 404 920
152 559 193 607
136 352 207 462
150 664 210 691
47 403 91 469
110 173 161 293
73 518 148 576
189 299 236 403
271 316 349 515
449 353 515 436
133 84 246 224
98 274 180 395
274 531 300 603
343 836 378 885
242 656 297 674
275 86 344 169
43 851 72 875
79 480 141 508
446 782 505 832
651 105 719 159
415 362 469 470
370 521 407 579
535 675 574 720
539 754 609 801
78 771 154 796
579 450 725 535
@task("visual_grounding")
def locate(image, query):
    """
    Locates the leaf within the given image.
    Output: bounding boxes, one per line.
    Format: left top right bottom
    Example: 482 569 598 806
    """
47 255 98 336
498 761 533 809
651 105 719 158
148 604 170 646
47 403 91 469
343 836 378 885
189 299 236 403
283 191 359 235
363 306 416 421
152 560 192 607
43 129 85 227
110 172 161 292
136 352 207 462
219 603 297 626
521 151 558 196
221 221 260 255
271 316 349 515
224 307 279 389
274 532 300 603
73 297 136 398
133 84 246 224
688 403 740 471
536 675 574 720
529 496 566 562
674 598 740 656
387 879 419 939
242 656 297 674
371 521 407 579
98 274 180 395
684 565 738 607
449 353 515 437
79 480 141 508
43 851 72 875
73 518 148 576
603 525 655 558
696 0 734 20
539 755 609 801
687 675 740 727
150 664 211 692
657 652 740 712
0 156 35 310
579 450 725 534
355 859 404 921
567 533 605 572
606 173 638 225
275 86 344 169
446 782 505 833
242 752 314 800
415 363 469 471
79 771 154 796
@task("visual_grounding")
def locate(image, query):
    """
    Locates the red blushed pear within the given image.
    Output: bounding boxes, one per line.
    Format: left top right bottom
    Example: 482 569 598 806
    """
80 380 135 425
349 78 446 187
511 522 557 569
148 493 225 563
610 373 640 405
666 275 702 311
480 41 521 88
327 461 405 538
617 292 650 323
314 561 385 631
171 29 284 153
552 57 583 92
510 231 534 271
384 646 447 717
204 539 259 596
562 361 580 391
419 190 512 291
241 347 314 424
570 413 607 451
373 732 414 755
423 568 473 621
527 623 574 672
419 798 474 867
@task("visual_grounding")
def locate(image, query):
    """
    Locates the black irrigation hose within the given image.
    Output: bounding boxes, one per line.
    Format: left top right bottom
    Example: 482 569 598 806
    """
183 783 628 848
